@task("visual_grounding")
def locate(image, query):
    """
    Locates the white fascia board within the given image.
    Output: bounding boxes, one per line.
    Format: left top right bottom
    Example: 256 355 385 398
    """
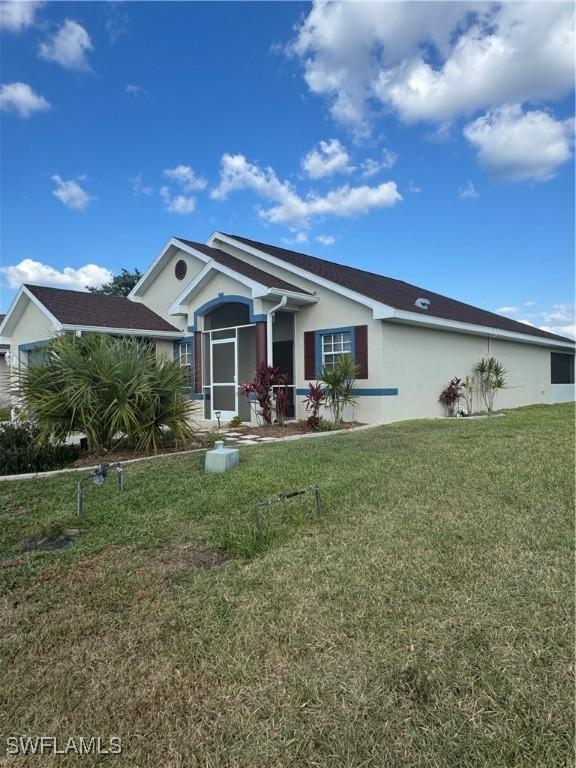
252 287 319 305
207 232 393 318
61 324 184 339
128 238 183 298
387 308 575 350
0 286 62 337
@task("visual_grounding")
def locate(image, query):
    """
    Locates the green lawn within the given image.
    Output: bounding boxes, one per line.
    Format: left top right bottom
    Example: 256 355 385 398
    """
1 404 574 767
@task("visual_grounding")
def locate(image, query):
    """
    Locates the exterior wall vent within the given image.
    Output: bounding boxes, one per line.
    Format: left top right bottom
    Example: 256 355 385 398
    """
415 297 431 310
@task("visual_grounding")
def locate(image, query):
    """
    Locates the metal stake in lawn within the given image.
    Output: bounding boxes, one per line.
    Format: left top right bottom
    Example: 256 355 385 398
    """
253 484 322 532
77 463 124 516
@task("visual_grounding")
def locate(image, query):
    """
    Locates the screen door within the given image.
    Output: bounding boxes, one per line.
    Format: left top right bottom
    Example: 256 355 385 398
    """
210 338 237 420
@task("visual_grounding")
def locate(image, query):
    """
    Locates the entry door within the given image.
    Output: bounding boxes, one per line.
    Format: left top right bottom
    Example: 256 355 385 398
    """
210 338 237 420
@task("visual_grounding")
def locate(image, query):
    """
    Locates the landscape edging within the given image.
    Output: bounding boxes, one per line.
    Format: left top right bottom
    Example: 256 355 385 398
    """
0 422 383 482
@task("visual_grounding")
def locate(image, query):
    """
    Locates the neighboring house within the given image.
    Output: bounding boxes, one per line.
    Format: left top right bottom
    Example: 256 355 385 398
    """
0 232 574 424
0 314 10 411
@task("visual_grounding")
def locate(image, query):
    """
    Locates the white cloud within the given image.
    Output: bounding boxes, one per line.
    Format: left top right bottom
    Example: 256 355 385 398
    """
282 232 309 246
464 105 574 183
494 302 575 339
129 174 153 196
0 259 112 291
302 138 353 179
0 1 42 31
290 2 574 128
0 82 50 118
160 186 195 214
51 175 93 210
541 324 575 339
211 153 401 227
162 164 206 192
361 148 397 178
408 181 422 194
39 19 92 70
316 235 335 246
459 181 479 199
126 84 146 98
541 304 575 326
495 306 519 316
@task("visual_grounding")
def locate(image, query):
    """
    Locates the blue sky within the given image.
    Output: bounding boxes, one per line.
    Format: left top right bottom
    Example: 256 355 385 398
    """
1 1 574 336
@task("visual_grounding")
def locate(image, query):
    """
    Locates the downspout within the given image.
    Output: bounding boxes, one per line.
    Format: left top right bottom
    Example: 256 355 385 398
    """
266 295 287 365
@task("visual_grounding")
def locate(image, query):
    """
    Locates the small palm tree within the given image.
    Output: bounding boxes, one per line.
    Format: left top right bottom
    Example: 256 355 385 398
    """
475 357 507 414
320 355 359 422
19 333 195 454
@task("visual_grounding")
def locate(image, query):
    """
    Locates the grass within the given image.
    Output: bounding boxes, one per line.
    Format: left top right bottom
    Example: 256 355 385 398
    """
0 403 574 767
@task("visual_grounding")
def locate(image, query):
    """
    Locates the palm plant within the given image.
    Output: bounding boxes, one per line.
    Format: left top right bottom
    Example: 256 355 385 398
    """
320 355 359 422
19 333 195 454
475 357 507 413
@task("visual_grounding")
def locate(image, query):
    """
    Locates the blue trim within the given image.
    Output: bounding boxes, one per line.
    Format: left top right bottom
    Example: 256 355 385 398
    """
314 326 355 378
192 393 205 400
187 295 266 332
296 387 398 397
18 339 51 352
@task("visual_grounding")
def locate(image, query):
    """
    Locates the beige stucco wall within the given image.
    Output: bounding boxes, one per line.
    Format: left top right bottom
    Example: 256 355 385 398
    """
135 248 205 330
155 339 175 360
185 273 253 331
10 299 55 364
377 323 573 424
292 290 384 424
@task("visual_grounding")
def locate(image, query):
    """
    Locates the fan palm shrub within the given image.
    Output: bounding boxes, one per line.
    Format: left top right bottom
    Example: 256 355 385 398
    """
19 334 195 454
475 357 507 413
320 355 359 422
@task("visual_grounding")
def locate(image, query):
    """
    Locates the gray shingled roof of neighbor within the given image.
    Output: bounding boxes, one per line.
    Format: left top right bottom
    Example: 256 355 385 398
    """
25 285 181 333
224 234 573 344
176 239 313 295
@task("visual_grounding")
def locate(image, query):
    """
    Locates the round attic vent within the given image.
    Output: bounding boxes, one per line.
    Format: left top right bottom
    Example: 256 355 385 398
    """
175 259 187 280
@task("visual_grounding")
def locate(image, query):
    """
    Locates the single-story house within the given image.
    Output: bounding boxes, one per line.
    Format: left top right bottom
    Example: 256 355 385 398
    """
1 232 574 424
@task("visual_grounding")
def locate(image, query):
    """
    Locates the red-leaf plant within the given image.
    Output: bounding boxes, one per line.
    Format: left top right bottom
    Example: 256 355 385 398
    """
439 377 463 416
274 386 289 427
241 364 287 425
302 381 326 430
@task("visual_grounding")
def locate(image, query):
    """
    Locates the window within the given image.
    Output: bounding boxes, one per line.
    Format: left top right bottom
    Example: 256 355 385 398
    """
179 343 192 368
551 352 574 384
321 331 352 369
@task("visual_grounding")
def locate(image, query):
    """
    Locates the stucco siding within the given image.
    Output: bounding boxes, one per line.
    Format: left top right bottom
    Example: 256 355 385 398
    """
185 273 253 330
136 248 204 328
379 323 573 423
10 300 55 364
293 290 384 423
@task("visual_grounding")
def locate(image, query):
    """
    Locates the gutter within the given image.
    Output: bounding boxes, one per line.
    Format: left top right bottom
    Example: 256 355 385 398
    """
266 295 287 365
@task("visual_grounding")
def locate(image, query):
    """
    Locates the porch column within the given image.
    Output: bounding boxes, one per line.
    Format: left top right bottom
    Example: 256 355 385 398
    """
194 332 202 394
255 322 267 369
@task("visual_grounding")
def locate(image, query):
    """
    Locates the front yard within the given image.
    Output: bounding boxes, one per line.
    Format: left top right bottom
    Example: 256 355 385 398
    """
1 404 574 767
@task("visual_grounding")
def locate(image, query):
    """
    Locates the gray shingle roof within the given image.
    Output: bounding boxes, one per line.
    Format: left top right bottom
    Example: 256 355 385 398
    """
224 234 573 344
25 285 180 333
